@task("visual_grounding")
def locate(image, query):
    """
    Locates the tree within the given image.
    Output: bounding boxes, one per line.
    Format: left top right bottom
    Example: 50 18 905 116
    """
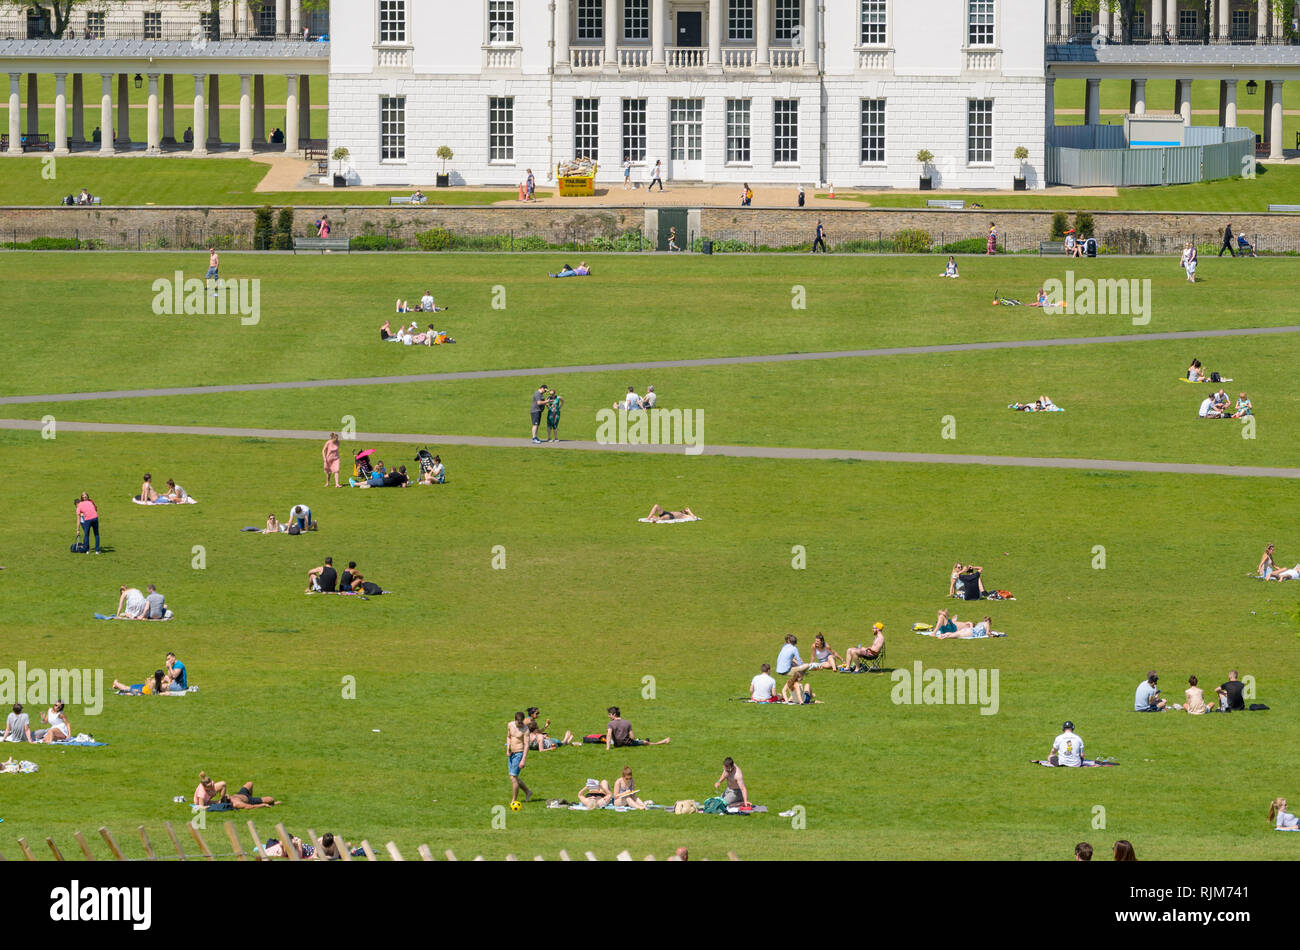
332 146 350 177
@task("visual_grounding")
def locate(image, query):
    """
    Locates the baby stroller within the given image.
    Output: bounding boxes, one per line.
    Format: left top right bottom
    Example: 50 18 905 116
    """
415 448 444 483
1236 234 1258 258
349 450 375 487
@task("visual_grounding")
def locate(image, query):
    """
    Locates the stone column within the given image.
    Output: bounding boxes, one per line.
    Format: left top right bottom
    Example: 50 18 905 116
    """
1275 2 1286 38
1130 78 1147 114
604 0 618 63
1258 0 1268 40
708 0 722 66
236 0 249 37
1269 79 1284 158
146 73 161 153
7 74 22 152
192 74 208 155
1166 0 1179 40
299 74 311 140
53 72 68 153
284 74 299 151
276 0 288 37
290 0 302 36
1099 2 1112 41
1220 78 1237 127
1217 0 1230 40
1152 0 1164 40
802 0 817 68
1177 78 1192 125
207 73 221 145
756 0 770 65
238 74 253 154
1085 78 1101 125
558 0 573 66
253 75 265 143
162 74 175 144
99 73 114 153
71 73 84 145
1047 0 1058 41
116 73 131 145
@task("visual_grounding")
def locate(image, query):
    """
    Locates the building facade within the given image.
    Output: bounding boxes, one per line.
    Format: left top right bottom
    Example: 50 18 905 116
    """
1 1 328 41
329 0 1048 188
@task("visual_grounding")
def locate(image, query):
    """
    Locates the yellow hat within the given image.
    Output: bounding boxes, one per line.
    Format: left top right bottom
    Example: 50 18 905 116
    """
872 622 884 630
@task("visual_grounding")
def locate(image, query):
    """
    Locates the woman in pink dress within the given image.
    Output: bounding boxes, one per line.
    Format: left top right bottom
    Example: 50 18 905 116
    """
322 433 341 487
985 222 997 255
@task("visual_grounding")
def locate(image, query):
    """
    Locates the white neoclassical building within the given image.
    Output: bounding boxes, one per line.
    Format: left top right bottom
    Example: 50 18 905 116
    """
328 0 1048 188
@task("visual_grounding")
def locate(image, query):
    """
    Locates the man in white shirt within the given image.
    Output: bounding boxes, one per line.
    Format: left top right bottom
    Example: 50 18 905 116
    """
1049 721 1084 767
419 291 435 312
643 385 657 409
750 663 777 702
1198 396 1220 419
621 387 643 411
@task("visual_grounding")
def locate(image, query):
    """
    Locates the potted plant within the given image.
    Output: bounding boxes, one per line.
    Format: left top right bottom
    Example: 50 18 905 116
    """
332 146 350 188
436 146 454 188
916 149 934 191
1013 146 1029 191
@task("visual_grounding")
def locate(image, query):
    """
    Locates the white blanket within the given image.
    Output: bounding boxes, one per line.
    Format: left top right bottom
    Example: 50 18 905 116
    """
638 516 700 524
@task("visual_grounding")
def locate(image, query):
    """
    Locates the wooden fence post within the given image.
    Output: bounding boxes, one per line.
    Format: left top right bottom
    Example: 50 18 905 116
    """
138 826 157 860
224 822 249 861
385 842 404 861
273 822 300 861
46 838 65 861
72 831 96 860
162 821 187 859
189 823 215 860
17 838 36 861
99 827 126 861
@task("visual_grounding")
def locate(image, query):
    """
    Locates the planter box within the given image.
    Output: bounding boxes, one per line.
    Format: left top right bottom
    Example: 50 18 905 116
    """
332 174 347 188
436 173 450 188
1013 177 1027 191
919 176 933 191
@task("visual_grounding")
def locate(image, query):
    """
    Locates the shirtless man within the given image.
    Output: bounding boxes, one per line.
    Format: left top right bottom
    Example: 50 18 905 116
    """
229 781 279 809
507 711 531 803
646 504 695 523
843 623 886 669
139 473 160 504
205 247 220 296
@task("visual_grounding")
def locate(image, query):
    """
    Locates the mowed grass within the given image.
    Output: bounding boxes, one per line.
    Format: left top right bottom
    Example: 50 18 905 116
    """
1 253 1297 399
0 157 531 206
1 429 1298 861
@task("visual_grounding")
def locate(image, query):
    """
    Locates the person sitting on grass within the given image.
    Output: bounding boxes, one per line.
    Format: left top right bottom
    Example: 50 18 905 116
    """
1198 394 1224 419
3 703 34 743
528 721 576 750
1113 840 1137 861
715 757 750 807
935 615 993 639
229 781 279 809
1180 674 1210 714
949 564 986 598
165 652 187 691
1048 720 1084 767
578 778 613 808
1030 287 1051 308
1212 388 1231 414
1268 797 1299 830
940 256 959 278
550 262 590 278
306 557 338 593
793 633 842 673
1135 671 1168 711
612 766 646 809
842 623 886 669
164 479 188 503
419 455 445 484
781 669 821 704
36 703 70 743
605 706 670 749
1216 670 1247 711
646 504 695 522
116 585 150 619
1187 359 1207 382
193 771 227 807
1232 392 1253 418
750 663 778 702
139 473 160 503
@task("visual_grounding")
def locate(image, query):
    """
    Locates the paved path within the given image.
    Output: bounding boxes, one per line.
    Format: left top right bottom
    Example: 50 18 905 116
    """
3 418 1292 479
3 324 1298 407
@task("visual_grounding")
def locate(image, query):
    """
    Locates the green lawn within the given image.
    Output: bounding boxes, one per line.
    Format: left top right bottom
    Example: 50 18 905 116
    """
1 253 1297 861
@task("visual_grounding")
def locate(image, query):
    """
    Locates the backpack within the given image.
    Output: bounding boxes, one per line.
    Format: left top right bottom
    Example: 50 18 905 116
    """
673 800 699 814
287 524 301 535
700 796 728 814
70 540 88 553
1210 371 1222 383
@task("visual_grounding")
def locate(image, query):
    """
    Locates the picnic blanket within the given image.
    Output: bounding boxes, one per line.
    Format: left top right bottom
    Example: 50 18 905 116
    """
94 613 173 620
1008 403 1064 412
0 760 38 774
1030 759 1117 768
132 496 197 505
52 736 106 747
638 516 701 523
914 623 1006 638
1178 377 1232 383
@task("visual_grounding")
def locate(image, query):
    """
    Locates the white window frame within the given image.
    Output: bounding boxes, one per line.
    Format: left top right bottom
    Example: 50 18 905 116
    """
726 98 751 164
622 98 647 162
487 0 516 44
199 10 218 40
624 0 649 40
489 96 515 163
85 11 105 39
967 99 993 165
1177 7 1198 39
729 0 754 41
860 98 885 164
860 1 887 46
773 98 799 164
1071 10 1092 36
143 10 162 40
967 0 994 47
774 0 801 42
574 98 600 160
669 98 703 161
577 0 603 40
1230 9 1248 40
380 96 406 162
378 0 408 44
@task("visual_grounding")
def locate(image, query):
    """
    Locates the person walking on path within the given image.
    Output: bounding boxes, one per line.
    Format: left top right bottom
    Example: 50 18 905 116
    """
649 160 664 191
811 219 828 253
986 222 997 255
322 432 341 488
1219 221 1236 257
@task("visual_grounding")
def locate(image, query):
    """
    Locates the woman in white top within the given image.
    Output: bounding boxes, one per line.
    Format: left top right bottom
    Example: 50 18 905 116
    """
39 703 70 743
116 585 149 619
794 633 841 673
1268 797 1299 829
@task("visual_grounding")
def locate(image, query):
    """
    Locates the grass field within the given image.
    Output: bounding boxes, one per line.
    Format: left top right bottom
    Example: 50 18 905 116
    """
1 252 1297 861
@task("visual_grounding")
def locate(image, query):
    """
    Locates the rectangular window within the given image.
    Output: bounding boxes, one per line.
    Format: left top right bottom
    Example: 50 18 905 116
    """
967 0 994 46
726 99 751 163
1131 10 1146 38
574 98 600 159
1230 10 1248 39
255 6 276 36
860 99 885 163
85 11 105 39
380 96 406 161
773 99 798 163
774 0 800 41
378 0 407 43
624 0 649 39
1071 11 1092 36
622 98 647 161
488 1 515 43
489 96 514 161
199 11 218 40
577 0 603 39
670 98 703 161
967 99 993 163
143 11 162 40
860 1 886 46
729 0 754 41
1177 8 1198 39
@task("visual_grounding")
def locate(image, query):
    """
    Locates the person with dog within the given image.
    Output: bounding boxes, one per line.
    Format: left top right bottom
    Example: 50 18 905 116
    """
75 492 100 554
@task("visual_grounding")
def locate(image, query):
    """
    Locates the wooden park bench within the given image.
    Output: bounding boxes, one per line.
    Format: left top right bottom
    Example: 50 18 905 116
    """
388 195 427 205
926 199 965 209
292 235 350 254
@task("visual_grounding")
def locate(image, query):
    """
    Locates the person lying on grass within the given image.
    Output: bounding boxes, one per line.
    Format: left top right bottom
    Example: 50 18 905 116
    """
578 778 612 808
550 261 591 278
605 706 670 749
842 623 886 669
781 669 821 704
646 504 695 522
613 766 646 809
112 669 173 695
262 513 286 534
935 614 993 639
229 781 280 809
792 633 842 673
528 721 576 750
